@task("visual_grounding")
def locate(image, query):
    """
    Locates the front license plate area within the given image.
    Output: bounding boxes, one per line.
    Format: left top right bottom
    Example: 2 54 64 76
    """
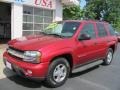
6 61 12 70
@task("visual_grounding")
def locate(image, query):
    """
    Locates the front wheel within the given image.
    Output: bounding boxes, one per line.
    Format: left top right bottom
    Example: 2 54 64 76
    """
103 48 114 65
44 58 70 88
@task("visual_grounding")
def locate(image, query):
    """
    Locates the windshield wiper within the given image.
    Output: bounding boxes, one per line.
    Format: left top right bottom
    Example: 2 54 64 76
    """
40 32 65 38
48 33 64 38
40 31 48 35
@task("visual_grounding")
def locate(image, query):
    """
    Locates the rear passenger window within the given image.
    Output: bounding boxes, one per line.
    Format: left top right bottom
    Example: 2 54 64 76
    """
108 24 115 36
80 23 96 39
97 23 107 37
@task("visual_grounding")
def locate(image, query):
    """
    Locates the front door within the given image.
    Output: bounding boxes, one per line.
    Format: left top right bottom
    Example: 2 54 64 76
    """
75 22 98 65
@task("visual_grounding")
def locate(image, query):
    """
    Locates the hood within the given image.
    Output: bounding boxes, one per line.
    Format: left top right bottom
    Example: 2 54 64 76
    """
8 35 63 51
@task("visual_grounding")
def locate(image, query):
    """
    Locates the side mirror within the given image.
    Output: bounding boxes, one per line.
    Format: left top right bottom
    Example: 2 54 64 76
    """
78 33 91 40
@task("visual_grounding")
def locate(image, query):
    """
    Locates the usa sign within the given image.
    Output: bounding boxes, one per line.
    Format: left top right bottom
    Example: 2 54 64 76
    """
0 0 55 9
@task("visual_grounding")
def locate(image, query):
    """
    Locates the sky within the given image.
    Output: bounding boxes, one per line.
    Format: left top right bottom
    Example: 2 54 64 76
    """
80 0 86 8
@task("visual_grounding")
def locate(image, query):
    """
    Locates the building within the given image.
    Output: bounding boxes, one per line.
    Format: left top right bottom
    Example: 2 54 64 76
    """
0 0 79 41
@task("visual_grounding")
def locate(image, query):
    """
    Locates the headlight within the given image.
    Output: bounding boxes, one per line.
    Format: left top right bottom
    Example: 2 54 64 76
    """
23 51 41 63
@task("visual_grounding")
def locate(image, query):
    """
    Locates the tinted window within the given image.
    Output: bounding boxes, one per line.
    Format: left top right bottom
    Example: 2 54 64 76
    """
80 23 96 39
40 22 80 38
108 24 115 35
97 23 107 37
62 22 80 34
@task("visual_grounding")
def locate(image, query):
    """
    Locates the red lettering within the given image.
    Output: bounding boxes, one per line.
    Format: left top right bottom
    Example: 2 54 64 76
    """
41 0 47 6
47 1 52 8
35 0 53 8
35 0 41 5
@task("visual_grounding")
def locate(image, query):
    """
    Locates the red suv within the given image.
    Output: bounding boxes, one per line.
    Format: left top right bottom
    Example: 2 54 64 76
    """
3 20 118 87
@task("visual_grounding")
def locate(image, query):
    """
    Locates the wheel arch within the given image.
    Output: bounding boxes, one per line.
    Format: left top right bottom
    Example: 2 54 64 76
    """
109 44 116 53
50 53 74 70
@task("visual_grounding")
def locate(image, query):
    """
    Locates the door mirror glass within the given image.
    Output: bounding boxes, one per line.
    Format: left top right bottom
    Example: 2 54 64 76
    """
78 33 91 40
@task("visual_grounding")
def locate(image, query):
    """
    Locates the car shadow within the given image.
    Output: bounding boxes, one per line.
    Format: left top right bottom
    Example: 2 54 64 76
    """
3 68 45 88
7 75 43 88
3 65 100 88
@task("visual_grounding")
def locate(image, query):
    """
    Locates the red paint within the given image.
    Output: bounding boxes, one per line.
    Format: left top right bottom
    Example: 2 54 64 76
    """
3 20 118 80
35 0 42 5
41 0 47 6
46 0 52 8
35 0 53 8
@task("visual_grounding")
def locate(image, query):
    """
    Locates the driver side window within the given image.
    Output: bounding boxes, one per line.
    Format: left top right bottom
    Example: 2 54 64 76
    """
80 23 96 39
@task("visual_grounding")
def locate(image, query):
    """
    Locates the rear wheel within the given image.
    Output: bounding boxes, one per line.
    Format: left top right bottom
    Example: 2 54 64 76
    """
103 48 113 65
44 58 70 88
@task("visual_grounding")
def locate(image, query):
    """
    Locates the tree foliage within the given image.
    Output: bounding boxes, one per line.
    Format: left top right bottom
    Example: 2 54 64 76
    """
63 5 83 20
84 0 120 31
63 0 120 31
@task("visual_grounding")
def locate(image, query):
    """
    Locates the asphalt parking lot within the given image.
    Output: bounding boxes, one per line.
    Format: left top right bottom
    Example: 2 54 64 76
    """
0 44 120 90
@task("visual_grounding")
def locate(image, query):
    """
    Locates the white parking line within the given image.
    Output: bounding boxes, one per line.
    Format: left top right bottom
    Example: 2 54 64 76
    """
110 65 120 69
76 78 110 90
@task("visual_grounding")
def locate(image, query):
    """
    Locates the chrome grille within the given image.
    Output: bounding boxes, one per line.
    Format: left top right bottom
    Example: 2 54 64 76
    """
7 48 24 59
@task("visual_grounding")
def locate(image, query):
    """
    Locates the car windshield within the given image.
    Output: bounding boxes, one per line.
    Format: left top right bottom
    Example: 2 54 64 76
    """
40 21 80 38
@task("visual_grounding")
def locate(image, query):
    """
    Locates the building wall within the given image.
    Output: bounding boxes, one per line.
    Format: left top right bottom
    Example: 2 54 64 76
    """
0 0 79 39
11 0 63 39
54 0 63 21
11 4 23 39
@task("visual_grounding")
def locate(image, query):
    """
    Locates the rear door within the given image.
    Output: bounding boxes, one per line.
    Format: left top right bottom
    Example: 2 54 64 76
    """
95 22 108 58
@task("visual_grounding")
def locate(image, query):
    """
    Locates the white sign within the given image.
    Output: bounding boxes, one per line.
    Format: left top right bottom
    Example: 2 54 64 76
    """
1 0 55 9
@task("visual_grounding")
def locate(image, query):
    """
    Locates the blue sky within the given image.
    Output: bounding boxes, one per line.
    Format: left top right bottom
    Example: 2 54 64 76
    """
80 0 86 8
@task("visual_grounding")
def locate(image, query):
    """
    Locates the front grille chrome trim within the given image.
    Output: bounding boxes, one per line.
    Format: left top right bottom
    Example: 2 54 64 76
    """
7 48 24 59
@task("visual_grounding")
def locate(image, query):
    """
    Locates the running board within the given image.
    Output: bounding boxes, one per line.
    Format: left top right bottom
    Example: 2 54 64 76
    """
72 60 103 73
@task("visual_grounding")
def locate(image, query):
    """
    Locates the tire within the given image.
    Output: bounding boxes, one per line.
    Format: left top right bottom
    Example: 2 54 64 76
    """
103 48 114 65
44 58 70 88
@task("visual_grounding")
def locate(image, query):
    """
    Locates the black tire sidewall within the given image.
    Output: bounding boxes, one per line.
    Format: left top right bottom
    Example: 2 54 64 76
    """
45 58 70 88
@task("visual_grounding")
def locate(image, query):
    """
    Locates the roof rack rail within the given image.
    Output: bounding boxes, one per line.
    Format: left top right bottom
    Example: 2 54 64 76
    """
82 18 108 23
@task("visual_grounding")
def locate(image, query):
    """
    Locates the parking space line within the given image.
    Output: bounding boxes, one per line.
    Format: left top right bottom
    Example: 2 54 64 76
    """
77 78 110 90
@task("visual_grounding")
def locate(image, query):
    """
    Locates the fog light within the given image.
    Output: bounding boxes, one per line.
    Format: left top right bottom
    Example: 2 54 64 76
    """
24 70 33 76
27 70 32 74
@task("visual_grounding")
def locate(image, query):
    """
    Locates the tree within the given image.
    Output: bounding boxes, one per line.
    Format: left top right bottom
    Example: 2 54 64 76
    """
63 5 84 20
84 0 120 31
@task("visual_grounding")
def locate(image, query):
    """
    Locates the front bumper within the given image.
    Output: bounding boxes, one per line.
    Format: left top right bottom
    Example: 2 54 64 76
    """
3 52 49 80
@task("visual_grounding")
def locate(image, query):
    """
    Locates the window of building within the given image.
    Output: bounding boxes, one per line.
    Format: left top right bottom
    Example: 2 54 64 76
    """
97 23 108 37
23 6 54 36
80 23 96 39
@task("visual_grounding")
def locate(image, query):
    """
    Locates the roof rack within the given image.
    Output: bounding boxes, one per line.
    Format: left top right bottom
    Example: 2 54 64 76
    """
82 18 108 23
